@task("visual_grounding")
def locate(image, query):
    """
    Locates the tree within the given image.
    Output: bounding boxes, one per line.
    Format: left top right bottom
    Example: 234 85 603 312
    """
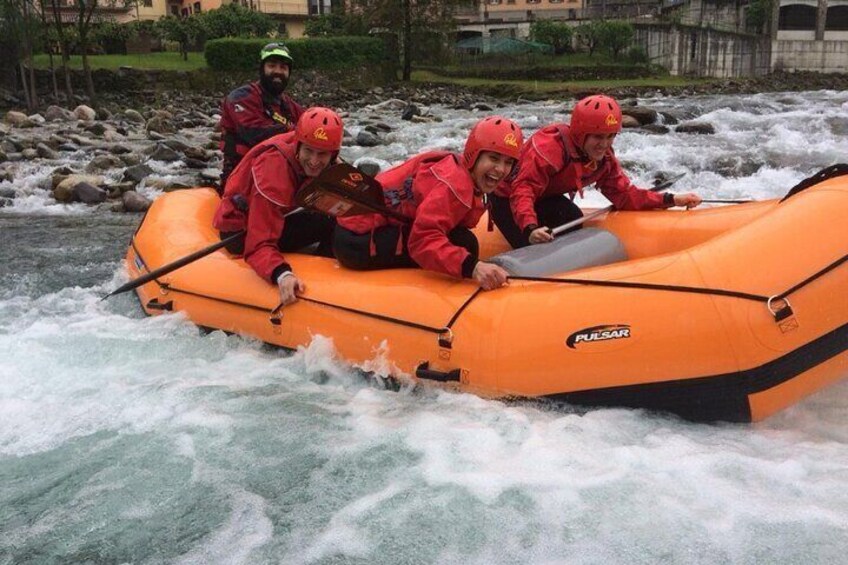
597 20 633 60
155 15 207 61
304 11 369 37
529 19 573 54
746 0 773 34
347 0 467 81
1 0 40 109
575 21 603 57
45 0 76 100
198 4 275 39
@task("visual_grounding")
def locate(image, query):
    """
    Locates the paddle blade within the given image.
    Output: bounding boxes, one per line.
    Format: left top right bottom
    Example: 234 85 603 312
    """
296 184 381 218
314 163 385 207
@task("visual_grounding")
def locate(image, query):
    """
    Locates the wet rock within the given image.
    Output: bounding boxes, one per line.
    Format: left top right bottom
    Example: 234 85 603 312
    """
95 107 112 121
86 154 124 172
401 104 421 121
622 106 658 125
183 146 209 161
371 99 407 112
356 130 382 147
36 143 59 160
163 138 191 152
0 149 6 163
120 154 142 166
827 117 848 136
29 114 46 125
148 131 167 141
73 105 97 121
146 116 176 135
163 182 192 192
410 115 434 123
124 109 146 124
51 166 75 189
54 174 105 202
184 158 208 169
84 123 108 137
22 148 38 160
675 122 715 135
0 187 15 199
67 134 95 146
5 111 34 128
122 164 154 184
149 144 180 162
122 190 151 212
109 144 133 155
473 103 494 111
659 112 679 126
200 168 220 182
110 201 126 213
641 124 670 135
73 182 108 204
621 115 640 128
0 197 10 208
44 106 75 122
106 182 136 197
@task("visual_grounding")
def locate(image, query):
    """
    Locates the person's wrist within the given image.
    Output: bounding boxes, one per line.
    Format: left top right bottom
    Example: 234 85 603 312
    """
663 192 675 206
276 271 294 285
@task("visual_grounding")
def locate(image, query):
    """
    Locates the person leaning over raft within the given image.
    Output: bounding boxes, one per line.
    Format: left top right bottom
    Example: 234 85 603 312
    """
333 116 525 291
218 43 304 192
213 107 343 306
490 94 702 249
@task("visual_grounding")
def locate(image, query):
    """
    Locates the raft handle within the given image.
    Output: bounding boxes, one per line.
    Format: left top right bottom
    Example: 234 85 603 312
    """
146 298 173 312
415 362 461 383
767 296 793 322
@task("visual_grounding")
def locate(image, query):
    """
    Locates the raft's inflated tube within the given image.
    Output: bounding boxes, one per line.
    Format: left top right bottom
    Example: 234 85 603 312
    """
489 227 627 276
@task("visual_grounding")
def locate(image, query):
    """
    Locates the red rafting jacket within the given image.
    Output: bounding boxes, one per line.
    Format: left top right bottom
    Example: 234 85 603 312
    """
497 123 665 231
218 82 304 187
213 131 306 283
338 152 484 279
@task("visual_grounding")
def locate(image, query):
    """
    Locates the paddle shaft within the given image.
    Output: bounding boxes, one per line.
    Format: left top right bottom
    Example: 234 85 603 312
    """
550 173 686 237
104 207 305 300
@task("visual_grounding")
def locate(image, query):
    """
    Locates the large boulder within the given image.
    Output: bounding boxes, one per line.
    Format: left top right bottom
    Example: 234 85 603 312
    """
149 144 180 162
355 130 382 147
54 174 105 202
621 115 640 129
73 182 108 204
122 190 152 212
676 122 716 135
124 109 146 124
122 163 154 184
146 116 176 135
86 154 125 172
73 105 97 121
5 111 33 128
36 143 59 160
621 106 658 126
44 105 75 122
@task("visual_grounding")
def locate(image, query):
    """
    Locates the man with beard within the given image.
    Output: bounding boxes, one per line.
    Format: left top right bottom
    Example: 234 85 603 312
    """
217 43 304 192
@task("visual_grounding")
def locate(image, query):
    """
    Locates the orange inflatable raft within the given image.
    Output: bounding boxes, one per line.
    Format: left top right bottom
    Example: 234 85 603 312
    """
125 169 848 422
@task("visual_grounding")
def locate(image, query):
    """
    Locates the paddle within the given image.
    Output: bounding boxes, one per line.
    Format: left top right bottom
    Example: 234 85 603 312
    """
297 163 411 223
550 172 686 237
103 206 306 300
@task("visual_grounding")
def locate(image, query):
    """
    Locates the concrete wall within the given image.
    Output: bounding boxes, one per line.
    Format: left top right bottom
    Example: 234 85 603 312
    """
634 24 771 77
771 39 848 71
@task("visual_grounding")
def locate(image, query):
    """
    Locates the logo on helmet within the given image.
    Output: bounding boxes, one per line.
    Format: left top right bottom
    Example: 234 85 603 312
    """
605 114 619 127
504 133 518 148
313 127 328 141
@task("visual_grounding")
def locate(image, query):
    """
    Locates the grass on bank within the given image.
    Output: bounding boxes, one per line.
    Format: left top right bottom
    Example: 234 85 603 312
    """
411 70 715 93
32 52 207 71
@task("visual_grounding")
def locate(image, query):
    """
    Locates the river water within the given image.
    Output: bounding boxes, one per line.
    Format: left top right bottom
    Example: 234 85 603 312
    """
2 91 848 564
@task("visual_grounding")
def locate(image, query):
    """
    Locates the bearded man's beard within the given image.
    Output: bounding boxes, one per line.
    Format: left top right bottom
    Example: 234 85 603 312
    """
260 73 288 95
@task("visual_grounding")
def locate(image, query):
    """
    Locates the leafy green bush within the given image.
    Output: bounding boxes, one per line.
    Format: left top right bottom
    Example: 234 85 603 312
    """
597 21 634 60
205 36 385 71
626 46 649 64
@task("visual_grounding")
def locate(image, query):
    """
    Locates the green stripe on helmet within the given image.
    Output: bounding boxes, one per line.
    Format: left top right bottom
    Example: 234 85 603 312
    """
260 43 293 64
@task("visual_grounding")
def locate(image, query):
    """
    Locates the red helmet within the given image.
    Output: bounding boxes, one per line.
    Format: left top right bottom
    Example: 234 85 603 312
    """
462 116 524 169
569 95 622 147
296 107 343 152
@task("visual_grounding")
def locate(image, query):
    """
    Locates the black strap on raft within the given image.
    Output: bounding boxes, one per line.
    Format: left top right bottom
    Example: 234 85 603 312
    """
781 164 848 202
511 251 848 323
270 288 483 349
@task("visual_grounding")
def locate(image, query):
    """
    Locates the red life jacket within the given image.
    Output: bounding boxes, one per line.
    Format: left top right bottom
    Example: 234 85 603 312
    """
337 150 453 235
213 132 301 234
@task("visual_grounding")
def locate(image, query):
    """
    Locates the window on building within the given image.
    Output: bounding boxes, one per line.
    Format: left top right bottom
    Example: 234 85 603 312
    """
488 0 501 5
526 0 541 4
778 5 817 30
507 0 515 3
142 0 152 6
170 4 179 14
826 5 848 30
568 8 576 18
193 1 200 12
550 0 564 3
